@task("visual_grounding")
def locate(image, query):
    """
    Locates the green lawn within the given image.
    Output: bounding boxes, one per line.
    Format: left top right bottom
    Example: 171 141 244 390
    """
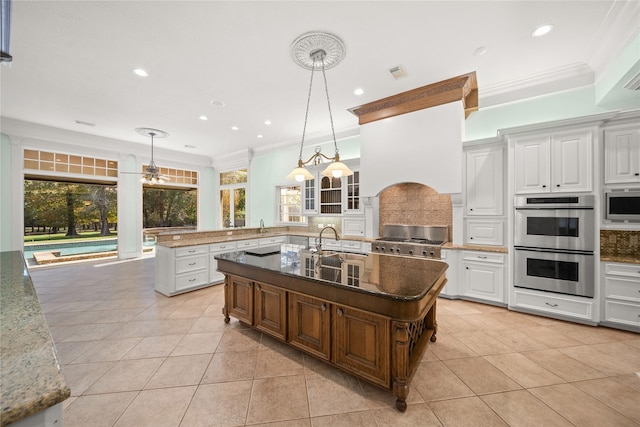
24 231 118 244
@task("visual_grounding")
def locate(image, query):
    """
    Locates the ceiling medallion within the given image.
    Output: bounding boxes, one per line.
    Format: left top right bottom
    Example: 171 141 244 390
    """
291 31 346 71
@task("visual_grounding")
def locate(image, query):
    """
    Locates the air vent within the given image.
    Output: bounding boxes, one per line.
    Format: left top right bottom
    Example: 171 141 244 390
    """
388 65 407 80
623 71 640 91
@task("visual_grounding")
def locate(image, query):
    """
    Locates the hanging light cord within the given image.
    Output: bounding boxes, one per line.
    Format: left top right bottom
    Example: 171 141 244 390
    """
298 63 316 162
320 61 339 157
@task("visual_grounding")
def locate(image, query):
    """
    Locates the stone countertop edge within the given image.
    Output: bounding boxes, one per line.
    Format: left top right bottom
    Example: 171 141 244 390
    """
0 251 70 427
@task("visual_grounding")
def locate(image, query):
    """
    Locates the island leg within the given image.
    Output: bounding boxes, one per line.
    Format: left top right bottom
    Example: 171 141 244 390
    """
223 279 230 323
428 301 438 342
391 322 410 412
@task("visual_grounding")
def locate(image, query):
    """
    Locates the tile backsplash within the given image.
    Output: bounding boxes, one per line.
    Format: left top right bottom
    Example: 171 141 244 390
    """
600 230 640 259
379 183 452 239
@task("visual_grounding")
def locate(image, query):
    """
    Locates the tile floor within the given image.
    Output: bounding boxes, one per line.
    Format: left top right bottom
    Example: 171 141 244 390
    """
30 256 640 427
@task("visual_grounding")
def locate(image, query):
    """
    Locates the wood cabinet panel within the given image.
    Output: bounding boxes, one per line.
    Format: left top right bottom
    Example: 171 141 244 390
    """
288 293 331 360
254 281 287 340
333 305 390 387
226 275 253 324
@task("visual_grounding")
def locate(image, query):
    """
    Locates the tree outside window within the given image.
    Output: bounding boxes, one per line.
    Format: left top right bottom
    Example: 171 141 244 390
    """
220 169 247 228
277 185 305 224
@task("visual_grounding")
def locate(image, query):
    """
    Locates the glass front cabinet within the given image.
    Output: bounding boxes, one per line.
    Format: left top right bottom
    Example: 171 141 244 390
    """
301 161 361 216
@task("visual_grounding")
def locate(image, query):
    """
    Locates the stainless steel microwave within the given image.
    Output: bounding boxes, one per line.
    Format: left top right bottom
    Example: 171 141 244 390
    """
605 190 640 221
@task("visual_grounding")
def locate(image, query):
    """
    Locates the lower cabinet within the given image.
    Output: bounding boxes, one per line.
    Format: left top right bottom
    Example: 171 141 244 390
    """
333 305 390 387
601 262 640 331
512 289 595 322
155 244 210 296
288 293 331 360
227 275 253 324
461 251 505 304
254 281 287 340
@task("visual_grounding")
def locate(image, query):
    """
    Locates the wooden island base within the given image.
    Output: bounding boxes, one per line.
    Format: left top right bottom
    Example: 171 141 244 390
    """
218 253 447 412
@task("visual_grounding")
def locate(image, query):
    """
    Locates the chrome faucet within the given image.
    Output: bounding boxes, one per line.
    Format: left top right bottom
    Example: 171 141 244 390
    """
259 219 265 233
316 225 339 253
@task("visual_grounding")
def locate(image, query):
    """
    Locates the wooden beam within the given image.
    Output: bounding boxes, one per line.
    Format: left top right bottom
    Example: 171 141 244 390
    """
348 71 478 125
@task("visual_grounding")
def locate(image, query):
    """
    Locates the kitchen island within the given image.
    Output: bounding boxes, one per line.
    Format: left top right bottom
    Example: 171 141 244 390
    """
0 251 70 427
217 247 447 411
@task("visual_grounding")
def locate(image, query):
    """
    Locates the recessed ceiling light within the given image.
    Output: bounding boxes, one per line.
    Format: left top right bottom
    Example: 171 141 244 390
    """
210 100 225 107
257 134 263 138
264 120 271 125
199 115 208 121
532 24 554 37
133 68 148 77
473 46 488 56
231 126 239 131
354 88 364 96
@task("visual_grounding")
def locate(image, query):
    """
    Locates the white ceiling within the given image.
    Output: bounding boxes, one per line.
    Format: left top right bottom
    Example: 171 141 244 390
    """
1 1 639 161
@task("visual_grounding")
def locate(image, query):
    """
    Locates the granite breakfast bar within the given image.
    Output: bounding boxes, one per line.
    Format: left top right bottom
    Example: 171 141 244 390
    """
0 251 70 427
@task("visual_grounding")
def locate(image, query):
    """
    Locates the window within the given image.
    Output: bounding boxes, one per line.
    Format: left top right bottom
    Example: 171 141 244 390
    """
277 185 305 224
220 169 247 228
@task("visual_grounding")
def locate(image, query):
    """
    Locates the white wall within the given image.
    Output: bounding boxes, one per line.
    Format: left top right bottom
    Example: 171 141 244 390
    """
359 102 464 196
0 134 14 251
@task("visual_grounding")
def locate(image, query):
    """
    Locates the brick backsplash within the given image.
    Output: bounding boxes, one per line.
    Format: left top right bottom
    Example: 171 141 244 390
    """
379 183 452 239
600 230 640 259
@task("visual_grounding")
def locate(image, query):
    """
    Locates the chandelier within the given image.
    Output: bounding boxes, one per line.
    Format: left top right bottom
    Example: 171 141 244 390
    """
286 31 353 182
135 127 170 184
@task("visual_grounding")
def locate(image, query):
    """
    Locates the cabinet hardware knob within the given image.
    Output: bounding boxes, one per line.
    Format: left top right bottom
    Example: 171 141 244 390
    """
556 184 560 187
542 185 547 188
189 249 196 253
545 302 558 307
470 208 473 211
465 266 469 270
635 173 639 176
321 303 327 312
189 278 196 282
337 308 343 316
478 256 488 259
189 262 196 266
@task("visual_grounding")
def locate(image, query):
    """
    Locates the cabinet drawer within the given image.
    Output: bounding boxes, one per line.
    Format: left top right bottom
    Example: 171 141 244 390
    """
210 242 237 253
341 240 363 253
321 239 342 250
175 270 209 291
259 236 287 246
604 276 640 302
604 300 640 327
604 263 640 278
465 220 504 246
176 245 208 257
236 240 259 250
462 251 504 264
513 290 594 320
176 254 208 274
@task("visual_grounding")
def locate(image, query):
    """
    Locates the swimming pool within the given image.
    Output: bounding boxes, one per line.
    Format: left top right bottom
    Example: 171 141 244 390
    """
23 239 119 261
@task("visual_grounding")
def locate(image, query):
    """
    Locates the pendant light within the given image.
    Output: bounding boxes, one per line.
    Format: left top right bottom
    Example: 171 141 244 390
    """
286 31 353 182
135 127 170 184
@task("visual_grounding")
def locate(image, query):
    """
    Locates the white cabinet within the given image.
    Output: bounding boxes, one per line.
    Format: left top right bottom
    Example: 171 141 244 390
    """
302 177 318 215
210 241 238 284
601 262 640 331
604 126 640 184
156 244 211 296
342 217 365 237
514 130 592 194
301 162 361 216
461 251 505 304
512 289 596 322
258 236 287 246
343 171 363 215
465 145 504 216
465 219 504 246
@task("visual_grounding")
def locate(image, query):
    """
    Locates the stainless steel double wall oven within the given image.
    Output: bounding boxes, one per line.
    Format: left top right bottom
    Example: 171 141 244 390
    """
514 195 595 298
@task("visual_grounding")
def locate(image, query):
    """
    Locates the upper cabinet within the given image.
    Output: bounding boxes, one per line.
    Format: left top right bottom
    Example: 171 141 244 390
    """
301 161 362 216
514 130 592 194
465 145 504 216
604 126 640 185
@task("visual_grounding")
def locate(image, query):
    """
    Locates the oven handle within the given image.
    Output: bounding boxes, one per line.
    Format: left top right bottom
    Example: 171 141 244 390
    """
514 207 594 211
514 246 594 256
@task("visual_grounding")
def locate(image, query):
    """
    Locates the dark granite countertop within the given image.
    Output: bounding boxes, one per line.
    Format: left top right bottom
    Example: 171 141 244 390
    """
0 251 70 426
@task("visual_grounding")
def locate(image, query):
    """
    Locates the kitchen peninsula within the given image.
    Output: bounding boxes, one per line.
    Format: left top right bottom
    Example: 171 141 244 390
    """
217 247 448 411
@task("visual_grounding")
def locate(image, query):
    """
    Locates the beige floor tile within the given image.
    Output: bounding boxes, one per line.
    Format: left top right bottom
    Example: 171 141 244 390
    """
144 353 212 389
558 344 639 376
181 381 253 427
521 348 606 382
202 350 259 383
517 325 585 348
436 314 480 334
216 328 263 352
484 353 565 388
54 340 99 365
71 337 142 363
107 318 197 339
63 391 138 427
591 341 640 371
421 348 439 361
188 315 229 333
436 299 485 315
203 303 225 317
255 345 305 378
484 328 548 352
251 420 311 427
370 402 443 426
305 369 371 417
167 303 208 319
458 313 512 330
453 331 515 355
170 331 223 356
247 375 310 424
623 338 640 349
444 357 521 395
411 360 474 402
480 390 573 427
553 322 634 345
121 334 183 359
487 311 541 329
573 377 640 423
114 386 196 427
311 410 378 427
358 378 424 409
529 383 638 427
50 323 123 342
61 361 114 396
612 373 640 392
429 334 480 360
84 358 164 394
429 396 508 426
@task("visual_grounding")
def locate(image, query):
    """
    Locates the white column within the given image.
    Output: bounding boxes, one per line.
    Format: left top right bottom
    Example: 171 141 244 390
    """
198 166 217 230
117 154 142 259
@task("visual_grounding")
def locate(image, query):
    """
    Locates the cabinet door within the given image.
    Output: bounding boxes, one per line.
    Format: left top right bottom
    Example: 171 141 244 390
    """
302 177 318 215
333 305 390 387
514 137 551 194
254 281 287 340
551 131 592 192
604 127 640 184
343 171 362 214
462 260 505 303
226 275 253 324
320 176 342 214
288 293 331 360
465 146 503 215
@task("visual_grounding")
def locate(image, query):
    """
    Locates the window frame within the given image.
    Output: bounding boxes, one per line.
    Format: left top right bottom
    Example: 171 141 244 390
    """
275 184 306 226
